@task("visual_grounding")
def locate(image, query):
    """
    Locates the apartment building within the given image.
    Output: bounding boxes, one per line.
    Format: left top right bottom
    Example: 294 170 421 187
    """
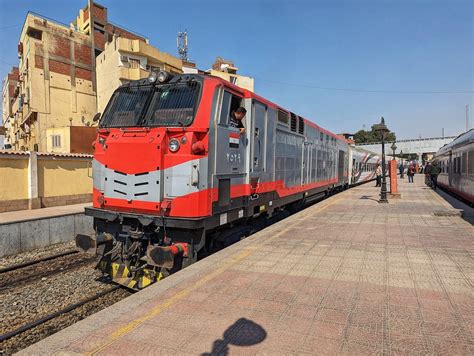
96 37 183 113
2 1 147 152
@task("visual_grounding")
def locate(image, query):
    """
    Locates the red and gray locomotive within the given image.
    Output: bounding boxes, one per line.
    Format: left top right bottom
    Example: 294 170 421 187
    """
77 71 373 289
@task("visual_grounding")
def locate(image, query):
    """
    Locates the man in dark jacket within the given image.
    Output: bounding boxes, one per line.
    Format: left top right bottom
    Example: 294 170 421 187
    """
430 161 441 190
424 162 432 186
399 163 404 179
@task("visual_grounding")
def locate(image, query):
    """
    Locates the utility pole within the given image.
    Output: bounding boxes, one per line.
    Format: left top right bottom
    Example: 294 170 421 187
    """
466 104 468 132
442 128 444 138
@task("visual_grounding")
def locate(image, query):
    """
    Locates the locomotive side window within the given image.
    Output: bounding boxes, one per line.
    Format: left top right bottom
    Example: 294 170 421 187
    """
219 91 242 126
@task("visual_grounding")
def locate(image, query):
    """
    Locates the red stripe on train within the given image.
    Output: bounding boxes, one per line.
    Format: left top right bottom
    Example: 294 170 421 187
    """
94 178 339 217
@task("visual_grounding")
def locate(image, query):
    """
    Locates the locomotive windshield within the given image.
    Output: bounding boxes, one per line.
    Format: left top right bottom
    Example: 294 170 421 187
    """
100 81 201 128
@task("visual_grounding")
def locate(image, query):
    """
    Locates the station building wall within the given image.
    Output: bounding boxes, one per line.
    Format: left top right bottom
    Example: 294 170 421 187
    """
0 151 92 213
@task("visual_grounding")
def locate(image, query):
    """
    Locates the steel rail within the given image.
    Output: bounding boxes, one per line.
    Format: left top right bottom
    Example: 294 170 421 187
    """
0 250 79 274
0 286 120 342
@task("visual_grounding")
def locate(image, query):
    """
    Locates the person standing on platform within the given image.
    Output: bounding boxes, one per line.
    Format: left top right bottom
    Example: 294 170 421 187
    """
424 162 431 186
399 163 404 178
375 163 382 187
430 161 441 190
407 163 415 183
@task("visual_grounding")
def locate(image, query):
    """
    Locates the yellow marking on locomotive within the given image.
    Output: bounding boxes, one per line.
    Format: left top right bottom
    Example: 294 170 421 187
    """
88 196 343 356
98 261 163 290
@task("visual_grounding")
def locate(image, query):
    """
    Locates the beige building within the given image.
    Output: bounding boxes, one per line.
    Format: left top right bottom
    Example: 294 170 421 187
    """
2 2 147 152
96 37 183 113
208 57 254 92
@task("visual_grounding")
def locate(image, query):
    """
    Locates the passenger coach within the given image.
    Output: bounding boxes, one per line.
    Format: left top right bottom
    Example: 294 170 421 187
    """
433 129 474 204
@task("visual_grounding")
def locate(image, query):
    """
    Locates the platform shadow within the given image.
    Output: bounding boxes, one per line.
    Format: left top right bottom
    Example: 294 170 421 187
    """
433 188 474 225
360 195 379 202
201 318 267 356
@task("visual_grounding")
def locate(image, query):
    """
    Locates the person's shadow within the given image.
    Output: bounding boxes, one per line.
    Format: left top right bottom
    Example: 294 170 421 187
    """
201 318 267 356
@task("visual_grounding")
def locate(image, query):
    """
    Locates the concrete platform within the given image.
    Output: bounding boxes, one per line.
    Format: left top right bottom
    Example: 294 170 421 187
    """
0 203 92 257
20 178 473 355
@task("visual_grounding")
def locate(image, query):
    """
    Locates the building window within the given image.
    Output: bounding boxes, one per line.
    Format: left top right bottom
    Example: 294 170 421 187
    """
52 135 61 148
129 58 140 69
146 65 162 73
27 27 42 40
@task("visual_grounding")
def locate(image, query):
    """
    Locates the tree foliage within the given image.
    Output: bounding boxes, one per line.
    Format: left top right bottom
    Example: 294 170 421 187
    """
353 125 396 144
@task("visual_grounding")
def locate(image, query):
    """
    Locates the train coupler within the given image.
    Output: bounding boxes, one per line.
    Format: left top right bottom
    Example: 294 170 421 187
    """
146 243 188 269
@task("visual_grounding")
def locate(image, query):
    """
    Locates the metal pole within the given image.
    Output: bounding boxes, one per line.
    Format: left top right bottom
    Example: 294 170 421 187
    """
379 135 388 203
466 104 469 132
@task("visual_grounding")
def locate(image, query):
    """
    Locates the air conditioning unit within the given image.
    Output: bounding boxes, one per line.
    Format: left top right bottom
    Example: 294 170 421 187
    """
22 69 28 76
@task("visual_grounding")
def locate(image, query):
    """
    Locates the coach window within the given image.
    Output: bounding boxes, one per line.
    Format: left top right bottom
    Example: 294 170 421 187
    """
467 150 474 174
461 152 468 174
219 90 242 126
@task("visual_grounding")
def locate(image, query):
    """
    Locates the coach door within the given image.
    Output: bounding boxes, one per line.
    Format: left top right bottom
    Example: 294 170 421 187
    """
251 101 267 173
338 150 345 184
302 142 312 184
214 89 247 212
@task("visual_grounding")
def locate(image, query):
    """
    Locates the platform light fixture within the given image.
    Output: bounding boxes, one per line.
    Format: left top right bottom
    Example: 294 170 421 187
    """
391 142 397 159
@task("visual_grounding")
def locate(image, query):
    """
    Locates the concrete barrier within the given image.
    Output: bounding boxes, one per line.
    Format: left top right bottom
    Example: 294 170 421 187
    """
0 213 93 257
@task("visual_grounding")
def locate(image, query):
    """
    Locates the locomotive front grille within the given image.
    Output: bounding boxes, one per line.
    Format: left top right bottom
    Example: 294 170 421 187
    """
99 165 161 202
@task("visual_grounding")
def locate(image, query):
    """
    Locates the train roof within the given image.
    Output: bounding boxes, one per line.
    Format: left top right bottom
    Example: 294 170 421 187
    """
350 145 380 157
435 128 474 156
122 73 345 143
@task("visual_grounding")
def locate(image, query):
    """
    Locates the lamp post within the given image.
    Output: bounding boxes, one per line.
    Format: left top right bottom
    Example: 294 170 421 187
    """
399 150 404 178
391 142 397 159
374 117 389 203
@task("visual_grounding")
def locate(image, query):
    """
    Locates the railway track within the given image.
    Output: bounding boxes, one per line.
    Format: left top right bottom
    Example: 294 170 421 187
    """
0 250 96 291
0 250 79 274
0 286 121 343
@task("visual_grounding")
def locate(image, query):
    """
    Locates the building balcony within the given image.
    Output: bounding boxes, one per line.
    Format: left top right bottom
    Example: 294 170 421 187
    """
118 66 149 81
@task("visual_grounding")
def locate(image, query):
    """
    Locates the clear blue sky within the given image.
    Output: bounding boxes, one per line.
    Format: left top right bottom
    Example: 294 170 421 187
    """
1 0 472 139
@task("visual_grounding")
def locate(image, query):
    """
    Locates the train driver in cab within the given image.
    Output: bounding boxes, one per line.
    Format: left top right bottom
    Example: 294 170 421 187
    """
229 107 247 135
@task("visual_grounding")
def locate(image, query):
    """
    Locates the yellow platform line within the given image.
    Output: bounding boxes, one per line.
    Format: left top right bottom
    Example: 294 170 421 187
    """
85 196 342 355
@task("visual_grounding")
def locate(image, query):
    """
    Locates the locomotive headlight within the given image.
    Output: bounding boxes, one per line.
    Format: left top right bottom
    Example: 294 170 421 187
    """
148 72 158 83
168 138 180 152
157 71 173 83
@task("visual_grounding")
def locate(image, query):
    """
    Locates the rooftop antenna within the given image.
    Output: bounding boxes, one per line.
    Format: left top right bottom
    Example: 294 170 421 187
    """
177 30 188 61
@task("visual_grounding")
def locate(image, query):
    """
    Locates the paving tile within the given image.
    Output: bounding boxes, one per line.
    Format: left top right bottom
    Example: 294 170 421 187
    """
19 178 474 355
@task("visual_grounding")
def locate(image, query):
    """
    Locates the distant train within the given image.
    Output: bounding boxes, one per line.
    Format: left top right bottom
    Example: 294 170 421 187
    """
76 72 380 289
433 129 474 205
